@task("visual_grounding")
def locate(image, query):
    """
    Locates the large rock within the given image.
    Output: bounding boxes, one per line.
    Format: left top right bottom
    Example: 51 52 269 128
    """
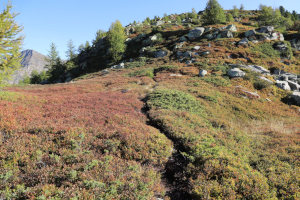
244 65 270 74
245 30 256 37
276 80 291 90
290 38 300 50
237 38 249 46
257 26 274 34
199 69 207 77
227 68 246 78
259 76 273 84
291 91 300 106
153 50 168 58
287 80 300 91
111 62 125 69
229 64 270 74
153 20 165 26
187 27 205 40
225 24 237 32
218 30 233 38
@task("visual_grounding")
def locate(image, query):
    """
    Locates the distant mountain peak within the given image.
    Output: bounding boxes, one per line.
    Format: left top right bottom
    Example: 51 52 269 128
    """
8 49 48 84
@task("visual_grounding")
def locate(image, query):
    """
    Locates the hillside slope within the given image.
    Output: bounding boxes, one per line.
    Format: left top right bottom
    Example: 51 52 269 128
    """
0 10 300 200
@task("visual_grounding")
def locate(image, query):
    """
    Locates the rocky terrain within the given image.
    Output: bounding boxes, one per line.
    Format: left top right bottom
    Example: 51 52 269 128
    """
0 9 299 200
7 50 47 84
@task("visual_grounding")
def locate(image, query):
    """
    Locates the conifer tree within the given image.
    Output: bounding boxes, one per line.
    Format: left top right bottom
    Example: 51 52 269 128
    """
46 43 60 68
107 20 126 62
232 5 239 17
66 40 76 60
202 0 226 25
0 3 23 83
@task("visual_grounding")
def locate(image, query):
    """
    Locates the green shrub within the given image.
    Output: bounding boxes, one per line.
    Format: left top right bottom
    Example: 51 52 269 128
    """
128 68 154 78
30 70 48 84
251 42 280 58
125 57 147 68
202 76 231 87
147 89 204 114
253 79 272 90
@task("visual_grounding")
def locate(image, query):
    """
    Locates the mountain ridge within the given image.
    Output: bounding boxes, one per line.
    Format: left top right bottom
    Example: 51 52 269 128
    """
8 49 48 84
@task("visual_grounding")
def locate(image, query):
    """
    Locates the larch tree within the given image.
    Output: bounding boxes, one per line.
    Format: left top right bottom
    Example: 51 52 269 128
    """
0 3 23 84
107 20 126 62
202 0 226 25
46 42 60 69
66 40 76 60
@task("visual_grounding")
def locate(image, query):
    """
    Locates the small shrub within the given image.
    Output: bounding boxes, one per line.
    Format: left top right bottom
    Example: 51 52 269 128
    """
128 68 154 78
147 89 204 114
251 43 280 58
202 76 231 87
253 79 272 90
125 59 146 68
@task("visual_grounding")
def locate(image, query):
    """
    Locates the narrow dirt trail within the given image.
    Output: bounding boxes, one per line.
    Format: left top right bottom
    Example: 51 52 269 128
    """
140 77 194 200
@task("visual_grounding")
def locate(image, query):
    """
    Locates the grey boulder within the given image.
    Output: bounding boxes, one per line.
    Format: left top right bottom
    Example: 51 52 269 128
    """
187 27 205 40
227 68 246 78
276 80 291 91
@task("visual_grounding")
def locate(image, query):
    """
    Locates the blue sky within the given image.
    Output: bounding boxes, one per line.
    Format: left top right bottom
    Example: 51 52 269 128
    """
3 0 300 59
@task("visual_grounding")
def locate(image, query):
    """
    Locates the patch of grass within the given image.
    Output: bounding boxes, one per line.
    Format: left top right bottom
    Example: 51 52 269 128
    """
147 89 204 114
0 91 23 102
154 65 179 74
128 68 154 78
251 42 280 58
202 76 231 87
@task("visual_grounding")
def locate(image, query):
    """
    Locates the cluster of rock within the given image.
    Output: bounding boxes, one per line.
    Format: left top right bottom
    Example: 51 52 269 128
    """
180 24 237 42
226 64 300 105
237 26 284 45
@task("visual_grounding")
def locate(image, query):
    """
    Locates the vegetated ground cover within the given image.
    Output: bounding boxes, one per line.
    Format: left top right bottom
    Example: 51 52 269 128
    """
1 59 299 199
1 10 300 199
146 70 300 199
0 71 173 199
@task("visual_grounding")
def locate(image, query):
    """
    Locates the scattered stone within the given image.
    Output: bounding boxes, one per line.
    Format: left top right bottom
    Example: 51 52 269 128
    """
257 26 274 33
238 38 249 46
201 51 210 56
199 69 207 77
153 50 168 58
245 30 256 37
290 38 300 50
242 90 260 99
226 24 237 32
179 36 188 42
111 62 125 69
218 30 233 38
245 65 270 74
183 51 193 58
276 80 291 91
259 76 273 84
153 20 165 26
193 46 201 50
174 42 185 50
227 68 246 78
187 27 205 40
274 42 287 51
170 74 183 77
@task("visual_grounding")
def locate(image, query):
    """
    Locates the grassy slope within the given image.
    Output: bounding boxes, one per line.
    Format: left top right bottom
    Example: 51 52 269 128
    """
1 12 300 199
